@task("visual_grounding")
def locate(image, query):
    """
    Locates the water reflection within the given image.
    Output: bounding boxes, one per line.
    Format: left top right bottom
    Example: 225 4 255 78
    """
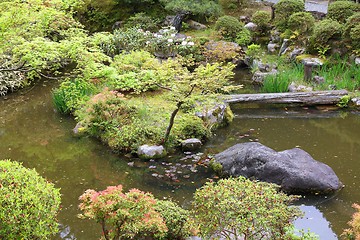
295 205 337 239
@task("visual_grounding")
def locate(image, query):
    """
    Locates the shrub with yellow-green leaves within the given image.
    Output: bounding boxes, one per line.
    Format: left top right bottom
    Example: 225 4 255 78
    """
0 159 61 239
192 177 302 239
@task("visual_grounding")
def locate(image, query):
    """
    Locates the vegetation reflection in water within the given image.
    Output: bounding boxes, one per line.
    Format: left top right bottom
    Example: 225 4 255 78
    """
1 80 360 239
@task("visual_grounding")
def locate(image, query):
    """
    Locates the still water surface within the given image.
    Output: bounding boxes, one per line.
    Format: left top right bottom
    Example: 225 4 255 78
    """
1 80 359 239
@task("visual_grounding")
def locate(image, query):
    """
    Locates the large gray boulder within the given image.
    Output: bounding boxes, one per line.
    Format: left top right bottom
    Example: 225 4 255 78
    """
214 142 343 194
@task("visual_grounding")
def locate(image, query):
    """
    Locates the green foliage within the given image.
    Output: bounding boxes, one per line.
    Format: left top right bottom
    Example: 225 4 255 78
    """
79 185 168 239
261 63 303 93
155 200 194 239
262 73 292 93
309 19 343 54
288 12 315 35
315 59 360 91
74 0 123 32
204 41 244 63
160 0 223 21
350 24 360 50
252 10 272 34
246 43 262 60
192 177 301 239
327 1 360 24
235 28 252 46
337 95 351 108
123 12 160 32
0 159 61 239
344 13 360 50
112 27 150 53
215 15 244 41
0 55 26 96
274 0 305 31
342 203 360 240
0 0 79 48
52 78 97 114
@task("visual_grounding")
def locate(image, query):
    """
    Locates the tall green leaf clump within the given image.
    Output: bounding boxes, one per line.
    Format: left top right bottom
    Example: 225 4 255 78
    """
0 159 61 239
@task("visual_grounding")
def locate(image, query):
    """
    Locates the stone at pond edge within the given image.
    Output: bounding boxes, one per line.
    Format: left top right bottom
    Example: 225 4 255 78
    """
186 20 207 30
181 138 202 152
244 22 257 31
72 122 86 137
214 142 343 194
138 145 167 160
251 69 278 84
195 103 233 128
288 82 313 92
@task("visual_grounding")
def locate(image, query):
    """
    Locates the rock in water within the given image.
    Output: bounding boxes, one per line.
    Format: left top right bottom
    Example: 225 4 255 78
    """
214 142 343 194
181 138 202 152
138 145 167 160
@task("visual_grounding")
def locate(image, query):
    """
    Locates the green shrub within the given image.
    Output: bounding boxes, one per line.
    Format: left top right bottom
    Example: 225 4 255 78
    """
309 19 343 54
274 0 305 31
350 24 360 50
155 200 194 239
0 159 61 239
245 43 262 60
112 27 151 52
235 28 252 46
327 1 359 24
288 12 315 35
344 13 360 48
252 10 272 34
204 41 244 63
52 78 97 114
192 177 301 239
0 55 26 96
79 185 168 239
342 203 360 240
123 12 160 32
215 15 244 41
172 114 209 141
160 0 223 21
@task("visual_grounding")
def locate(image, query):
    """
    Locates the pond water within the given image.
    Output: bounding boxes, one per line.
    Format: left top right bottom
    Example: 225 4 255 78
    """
1 79 359 239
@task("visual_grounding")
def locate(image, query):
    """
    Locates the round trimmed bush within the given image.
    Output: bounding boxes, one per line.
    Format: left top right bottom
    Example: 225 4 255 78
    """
215 15 244 40
192 177 301 239
252 11 271 35
274 0 305 31
344 12 360 38
327 1 360 24
350 24 360 49
252 10 271 30
309 19 343 51
288 12 315 34
0 160 61 239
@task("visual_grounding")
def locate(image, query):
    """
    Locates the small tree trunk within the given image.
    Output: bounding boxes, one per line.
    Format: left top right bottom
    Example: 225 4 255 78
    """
163 101 183 145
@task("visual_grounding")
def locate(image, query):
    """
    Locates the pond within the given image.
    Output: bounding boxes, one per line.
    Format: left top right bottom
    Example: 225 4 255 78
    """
1 79 359 239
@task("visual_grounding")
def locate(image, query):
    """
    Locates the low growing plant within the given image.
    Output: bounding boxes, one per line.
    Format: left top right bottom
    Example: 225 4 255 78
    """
342 203 360 240
0 159 61 239
155 200 195 239
192 177 302 239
